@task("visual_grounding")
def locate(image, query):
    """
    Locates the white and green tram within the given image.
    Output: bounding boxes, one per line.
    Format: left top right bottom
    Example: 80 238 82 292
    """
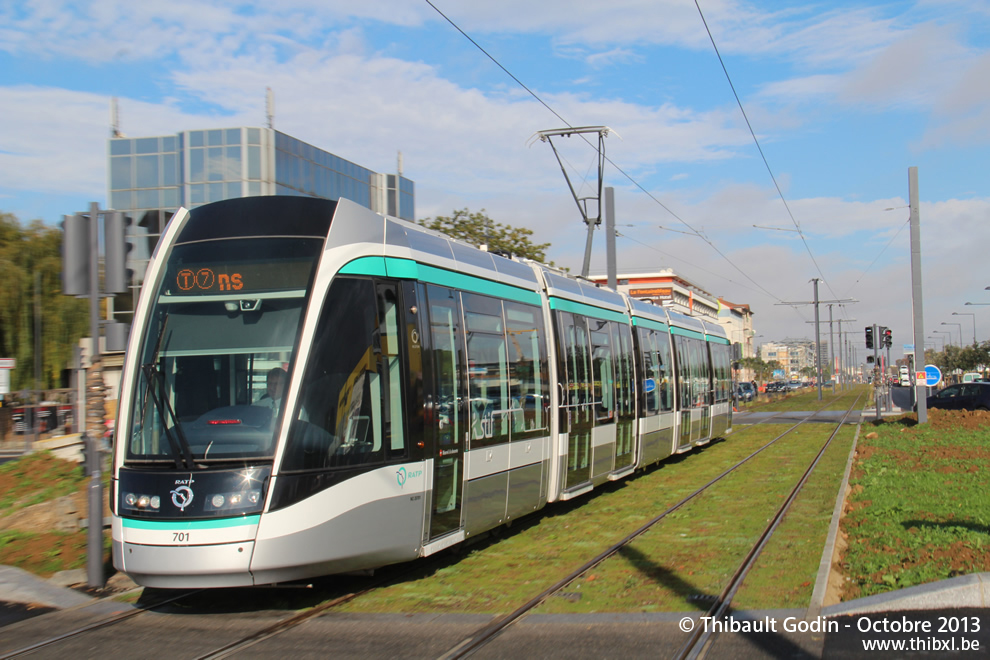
111 196 733 588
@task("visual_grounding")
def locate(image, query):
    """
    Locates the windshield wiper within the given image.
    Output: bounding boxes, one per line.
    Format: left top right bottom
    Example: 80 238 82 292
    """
139 312 198 470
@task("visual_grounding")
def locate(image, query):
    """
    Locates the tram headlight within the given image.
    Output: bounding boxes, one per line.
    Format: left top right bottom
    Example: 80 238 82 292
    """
121 492 161 512
204 489 263 512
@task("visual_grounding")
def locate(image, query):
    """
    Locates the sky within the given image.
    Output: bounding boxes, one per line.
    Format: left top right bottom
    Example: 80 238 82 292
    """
2 0 990 370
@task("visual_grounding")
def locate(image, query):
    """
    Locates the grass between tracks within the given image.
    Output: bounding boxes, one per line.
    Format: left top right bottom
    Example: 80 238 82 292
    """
340 388 864 614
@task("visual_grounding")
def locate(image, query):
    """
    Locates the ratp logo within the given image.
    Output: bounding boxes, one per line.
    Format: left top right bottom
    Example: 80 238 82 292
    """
396 467 423 488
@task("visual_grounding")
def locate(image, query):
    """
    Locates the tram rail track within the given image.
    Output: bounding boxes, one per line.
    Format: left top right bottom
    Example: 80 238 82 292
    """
435 390 865 659
0 390 863 659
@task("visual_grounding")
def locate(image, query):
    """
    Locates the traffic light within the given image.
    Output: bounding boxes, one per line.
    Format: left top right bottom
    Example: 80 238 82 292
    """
104 212 133 294
865 326 874 349
883 327 892 348
61 213 89 296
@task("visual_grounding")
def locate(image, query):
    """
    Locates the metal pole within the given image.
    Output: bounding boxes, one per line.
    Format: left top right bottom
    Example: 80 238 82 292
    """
812 279 822 401
581 218 595 279
874 323 881 422
31 272 41 453
86 202 104 589
604 187 617 289
909 167 927 424
827 304 834 392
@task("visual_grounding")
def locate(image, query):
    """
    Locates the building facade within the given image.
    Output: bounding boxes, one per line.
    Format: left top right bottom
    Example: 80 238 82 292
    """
108 127 414 279
587 270 721 321
759 339 820 380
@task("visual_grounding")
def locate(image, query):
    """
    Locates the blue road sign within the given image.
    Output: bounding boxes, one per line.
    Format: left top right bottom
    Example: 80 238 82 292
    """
924 364 942 387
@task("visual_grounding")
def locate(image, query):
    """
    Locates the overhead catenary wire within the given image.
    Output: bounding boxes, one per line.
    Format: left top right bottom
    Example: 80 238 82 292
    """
424 0 789 306
692 0 842 306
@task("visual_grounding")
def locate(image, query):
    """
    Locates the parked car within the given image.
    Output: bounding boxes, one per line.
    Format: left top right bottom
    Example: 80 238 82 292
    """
735 382 755 403
926 382 990 411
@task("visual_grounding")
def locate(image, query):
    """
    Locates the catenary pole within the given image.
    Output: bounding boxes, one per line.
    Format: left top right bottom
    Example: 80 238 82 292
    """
909 168 927 424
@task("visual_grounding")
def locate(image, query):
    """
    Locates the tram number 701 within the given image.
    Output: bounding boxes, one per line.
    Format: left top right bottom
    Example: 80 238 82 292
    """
173 532 190 543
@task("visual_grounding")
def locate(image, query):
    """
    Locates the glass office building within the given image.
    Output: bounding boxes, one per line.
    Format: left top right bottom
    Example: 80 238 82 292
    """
107 126 414 325
108 126 414 271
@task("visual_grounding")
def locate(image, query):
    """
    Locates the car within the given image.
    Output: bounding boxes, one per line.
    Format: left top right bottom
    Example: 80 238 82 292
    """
926 382 990 412
735 382 755 403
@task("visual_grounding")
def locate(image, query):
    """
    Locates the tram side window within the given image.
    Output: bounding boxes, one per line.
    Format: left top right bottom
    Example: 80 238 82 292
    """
693 337 710 406
281 277 406 472
711 343 731 403
590 319 615 422
463 292 509 448
556 311 593 419
638 328 659 416
427 286 464 451
612 322 635 420
505 301 550 439
656 331 674 412
674 335 691 409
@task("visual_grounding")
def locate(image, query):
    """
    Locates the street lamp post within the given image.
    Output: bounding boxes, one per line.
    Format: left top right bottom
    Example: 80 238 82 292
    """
941 322 963 347
951 312 977 344
933 329 952 347
927 335 943 351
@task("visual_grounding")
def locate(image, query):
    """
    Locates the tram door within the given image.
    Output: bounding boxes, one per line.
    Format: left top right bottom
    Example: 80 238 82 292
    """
612 323 636 472
557 312 593 489
425 285 465 540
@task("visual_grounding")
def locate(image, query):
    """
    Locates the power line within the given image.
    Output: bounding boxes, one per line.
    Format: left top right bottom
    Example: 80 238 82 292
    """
693 0 840 304
424 0 788 305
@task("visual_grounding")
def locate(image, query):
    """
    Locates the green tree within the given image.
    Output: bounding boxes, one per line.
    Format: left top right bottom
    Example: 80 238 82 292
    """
0 212 89 393
417 208 553 264
737 356 781 383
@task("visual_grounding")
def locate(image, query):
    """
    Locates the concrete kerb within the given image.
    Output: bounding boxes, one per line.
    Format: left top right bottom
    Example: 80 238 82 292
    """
823 572 990 616
806 421 861 618
0 566 92 609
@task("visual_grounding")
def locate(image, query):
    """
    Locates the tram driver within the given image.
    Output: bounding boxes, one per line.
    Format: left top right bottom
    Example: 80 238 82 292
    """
254 367 287 416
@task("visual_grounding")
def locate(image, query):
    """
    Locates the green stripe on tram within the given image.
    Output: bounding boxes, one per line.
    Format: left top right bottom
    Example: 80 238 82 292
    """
549 297 628 323
122 515 261 530
631 316 669 333
339 256 541 305
707 335 731 345
670 325 706 341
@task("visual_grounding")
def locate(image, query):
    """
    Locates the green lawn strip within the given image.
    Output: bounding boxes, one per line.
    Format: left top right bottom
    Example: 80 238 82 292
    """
529 426 838 613
0 529 89 577
750 386 865 414
732 425 856 609
338 423 823 613
0 451 86 517
840 417 990 600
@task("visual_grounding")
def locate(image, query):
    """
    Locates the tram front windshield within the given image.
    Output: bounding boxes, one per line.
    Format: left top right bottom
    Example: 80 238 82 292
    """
125 237 323 465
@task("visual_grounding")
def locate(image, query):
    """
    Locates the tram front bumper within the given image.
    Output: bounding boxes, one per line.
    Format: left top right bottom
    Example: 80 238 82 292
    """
116 539 256 588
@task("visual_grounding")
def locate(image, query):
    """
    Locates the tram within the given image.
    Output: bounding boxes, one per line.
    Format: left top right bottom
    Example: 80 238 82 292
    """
111 196 733 588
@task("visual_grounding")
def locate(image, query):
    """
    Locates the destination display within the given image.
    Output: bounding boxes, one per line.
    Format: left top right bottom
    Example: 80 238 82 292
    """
164 258 314 296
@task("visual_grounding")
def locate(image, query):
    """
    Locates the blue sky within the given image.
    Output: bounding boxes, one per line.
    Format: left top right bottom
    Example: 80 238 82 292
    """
2 0 990 363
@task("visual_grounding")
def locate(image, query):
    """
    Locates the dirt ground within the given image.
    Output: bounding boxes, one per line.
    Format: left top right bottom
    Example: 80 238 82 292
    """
0 452 109 580
835 408 990 602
